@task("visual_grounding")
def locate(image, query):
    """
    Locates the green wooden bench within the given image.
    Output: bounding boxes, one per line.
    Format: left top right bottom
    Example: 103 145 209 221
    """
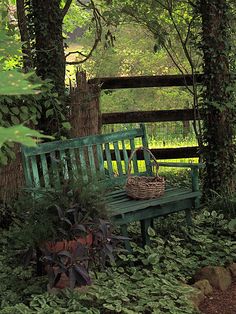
21 124 201 248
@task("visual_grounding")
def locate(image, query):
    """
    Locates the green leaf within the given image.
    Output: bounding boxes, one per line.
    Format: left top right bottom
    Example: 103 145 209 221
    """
147 227 156 237
0 125 53 148
46 109 54 118
11 107 20 115
0 70 41 95
11 116 20 124
62 122 71 130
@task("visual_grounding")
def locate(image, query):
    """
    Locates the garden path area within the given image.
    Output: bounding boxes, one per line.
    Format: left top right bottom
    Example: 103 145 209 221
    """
199 280 236 314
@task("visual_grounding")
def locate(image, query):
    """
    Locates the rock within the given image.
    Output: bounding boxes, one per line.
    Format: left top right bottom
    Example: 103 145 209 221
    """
194 266 232 291
228 263 236 278
193 279 213 296
189 286 205 309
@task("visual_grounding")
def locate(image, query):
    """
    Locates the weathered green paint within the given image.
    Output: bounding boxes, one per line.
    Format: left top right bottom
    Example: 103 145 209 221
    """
113 141 123 175
96 144 105 175
121 140 129 174
69 148 79 180
49 151 60 188
87 145 96 178
78 147 88 183
60 150 69 180
21 124 201 247
130 138 139 174
40 154 50 187
30 155 40 187
105 143 114 177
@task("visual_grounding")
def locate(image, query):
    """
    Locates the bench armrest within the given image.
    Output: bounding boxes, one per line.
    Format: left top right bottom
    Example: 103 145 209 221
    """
158 162 204 169
158 162 203 208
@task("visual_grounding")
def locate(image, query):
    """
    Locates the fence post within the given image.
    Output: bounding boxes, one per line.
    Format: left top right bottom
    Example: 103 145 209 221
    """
69 71 101 137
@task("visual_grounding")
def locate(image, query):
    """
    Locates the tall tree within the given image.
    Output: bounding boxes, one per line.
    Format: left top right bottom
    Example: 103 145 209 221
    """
29 0 72 97
199 0 236 195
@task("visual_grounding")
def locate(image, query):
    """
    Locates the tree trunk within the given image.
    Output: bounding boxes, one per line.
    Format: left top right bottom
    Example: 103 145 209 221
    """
16 0 33 71
31 0 65 97
200 0 235 195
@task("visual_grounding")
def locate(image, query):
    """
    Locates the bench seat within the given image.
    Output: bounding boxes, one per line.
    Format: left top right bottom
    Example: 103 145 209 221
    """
21 124 202 248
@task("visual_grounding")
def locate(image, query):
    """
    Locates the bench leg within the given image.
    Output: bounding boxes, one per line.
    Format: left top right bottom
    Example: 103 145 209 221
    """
140 219 152 247
120 224 132 253
185 209 192 226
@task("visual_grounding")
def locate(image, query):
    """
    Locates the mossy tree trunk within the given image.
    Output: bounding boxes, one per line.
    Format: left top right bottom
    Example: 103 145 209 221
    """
27 0 72 135
31 0 65 97
200 0 236 196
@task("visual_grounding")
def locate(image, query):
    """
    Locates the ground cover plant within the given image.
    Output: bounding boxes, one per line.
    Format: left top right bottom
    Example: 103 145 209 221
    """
0 203 236 313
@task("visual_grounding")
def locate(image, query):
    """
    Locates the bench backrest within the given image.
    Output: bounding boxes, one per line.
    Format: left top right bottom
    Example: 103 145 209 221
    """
21 124 152 190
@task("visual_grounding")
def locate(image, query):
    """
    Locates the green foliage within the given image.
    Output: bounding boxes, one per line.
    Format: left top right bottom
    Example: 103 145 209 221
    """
0 230 47 308
9 180 108 247
0 125 52 148
0 207 235 313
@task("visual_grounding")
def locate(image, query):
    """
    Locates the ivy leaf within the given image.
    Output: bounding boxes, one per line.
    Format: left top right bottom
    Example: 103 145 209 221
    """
147 227 156 237
11 116 20 124
62 122 72 130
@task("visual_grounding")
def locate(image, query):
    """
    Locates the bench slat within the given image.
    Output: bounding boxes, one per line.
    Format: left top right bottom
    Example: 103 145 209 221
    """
78 148 88 182
50 151 61 188
69 148 79 180
96 144 105 176
40 154 50 187
60 150 69 180
22 128 144 156
30 155 40 187
88 145 96 178
112 198 195 225
130 139 138 174
108 187 176 205
105 143 114 177
113 141 123 175
109 190 200 216
122 140 129 174
22 154 33 187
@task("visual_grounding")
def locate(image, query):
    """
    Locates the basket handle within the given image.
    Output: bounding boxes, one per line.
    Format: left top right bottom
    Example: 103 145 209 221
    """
127 147 160 178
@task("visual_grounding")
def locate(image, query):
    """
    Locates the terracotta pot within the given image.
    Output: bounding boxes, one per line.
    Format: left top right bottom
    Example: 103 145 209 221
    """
44 233 93 254
43 234 93 289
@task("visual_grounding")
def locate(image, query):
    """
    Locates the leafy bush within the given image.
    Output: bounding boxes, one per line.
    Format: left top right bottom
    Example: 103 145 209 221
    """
0 208 235 313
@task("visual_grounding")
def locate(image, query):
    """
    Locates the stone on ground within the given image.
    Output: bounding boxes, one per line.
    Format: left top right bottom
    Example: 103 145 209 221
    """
194 266 232 291
193 279 213 296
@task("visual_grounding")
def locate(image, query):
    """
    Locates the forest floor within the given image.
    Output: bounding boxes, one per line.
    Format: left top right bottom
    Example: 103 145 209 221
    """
199 280 236 314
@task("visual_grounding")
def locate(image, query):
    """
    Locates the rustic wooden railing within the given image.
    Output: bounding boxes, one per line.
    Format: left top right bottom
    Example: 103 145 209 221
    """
102 109 200 124
88 74 202 160
101 109 200 160
89 74 203 89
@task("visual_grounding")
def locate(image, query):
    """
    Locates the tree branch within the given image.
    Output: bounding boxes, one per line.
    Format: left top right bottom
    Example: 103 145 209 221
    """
62 0 73 18
66 0 102 64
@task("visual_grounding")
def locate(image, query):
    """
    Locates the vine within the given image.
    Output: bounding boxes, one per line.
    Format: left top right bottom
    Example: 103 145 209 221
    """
197 0 236 196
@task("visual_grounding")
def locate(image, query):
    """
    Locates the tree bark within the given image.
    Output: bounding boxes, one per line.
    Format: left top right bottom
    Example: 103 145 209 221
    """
200 0 235 195
16 0 33 71
31 0 65 97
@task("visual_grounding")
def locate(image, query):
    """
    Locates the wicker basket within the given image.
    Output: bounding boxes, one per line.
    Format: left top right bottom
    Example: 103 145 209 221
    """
125 147 165 200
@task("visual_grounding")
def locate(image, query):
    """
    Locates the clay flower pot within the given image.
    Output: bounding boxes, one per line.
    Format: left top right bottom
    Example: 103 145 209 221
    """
44 233 93 254
43 234 93 289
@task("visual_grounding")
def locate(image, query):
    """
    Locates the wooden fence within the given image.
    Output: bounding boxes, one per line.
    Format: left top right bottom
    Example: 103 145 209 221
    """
101 109 200 160
85 74 202 160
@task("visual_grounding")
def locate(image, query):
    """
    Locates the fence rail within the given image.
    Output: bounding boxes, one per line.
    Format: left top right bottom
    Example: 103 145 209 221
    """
108 147 199 160
89 74 203 89
92 74 203 160
102 109 201 124
101 109 200 160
